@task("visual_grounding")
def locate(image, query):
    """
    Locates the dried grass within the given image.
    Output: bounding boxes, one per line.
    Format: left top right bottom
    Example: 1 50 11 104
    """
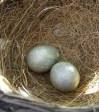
0 0 99 107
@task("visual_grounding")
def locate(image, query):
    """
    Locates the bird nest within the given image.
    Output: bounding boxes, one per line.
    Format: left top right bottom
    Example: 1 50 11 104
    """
0 0 99 107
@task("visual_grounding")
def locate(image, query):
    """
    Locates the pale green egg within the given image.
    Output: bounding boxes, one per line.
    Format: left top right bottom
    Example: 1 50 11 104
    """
26 44 60 73
50 61 80 92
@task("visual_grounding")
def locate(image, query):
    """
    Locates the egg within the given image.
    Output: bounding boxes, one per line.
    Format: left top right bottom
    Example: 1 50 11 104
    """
50 61 80 92
26 44 60 73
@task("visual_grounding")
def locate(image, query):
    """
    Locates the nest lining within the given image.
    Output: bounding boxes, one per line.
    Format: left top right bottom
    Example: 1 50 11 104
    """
0 0 99 107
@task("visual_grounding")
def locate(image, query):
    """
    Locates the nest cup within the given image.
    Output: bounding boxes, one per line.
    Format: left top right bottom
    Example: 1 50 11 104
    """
0 0 99 107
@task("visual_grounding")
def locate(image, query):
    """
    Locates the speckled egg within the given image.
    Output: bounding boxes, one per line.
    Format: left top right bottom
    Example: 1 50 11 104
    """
26 44 60 73
50 61 80 92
